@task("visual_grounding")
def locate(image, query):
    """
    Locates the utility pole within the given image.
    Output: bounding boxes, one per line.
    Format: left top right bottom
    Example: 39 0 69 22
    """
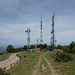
25 28 31 52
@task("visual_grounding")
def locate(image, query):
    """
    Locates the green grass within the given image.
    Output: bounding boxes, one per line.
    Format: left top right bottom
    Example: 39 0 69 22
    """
45 52 75 75
7 52 75 75
0 53 11 61
7 52 43 75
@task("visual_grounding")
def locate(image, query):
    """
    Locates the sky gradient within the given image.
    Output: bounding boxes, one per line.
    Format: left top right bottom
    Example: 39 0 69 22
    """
0 0 75 47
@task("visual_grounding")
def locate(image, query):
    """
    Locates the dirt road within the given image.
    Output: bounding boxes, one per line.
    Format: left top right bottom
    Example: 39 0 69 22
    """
0 53 20 70
32 55 42 75
32 52 61 75
44 56 60 75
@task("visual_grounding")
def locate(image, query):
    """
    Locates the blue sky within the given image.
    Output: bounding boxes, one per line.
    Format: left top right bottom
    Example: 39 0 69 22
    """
0 0 75 47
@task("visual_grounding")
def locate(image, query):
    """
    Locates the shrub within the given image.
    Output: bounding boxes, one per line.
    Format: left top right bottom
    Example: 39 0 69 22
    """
0 53 3 55
69 41 75 50
0 68 10 75
63 46 70 53
57 45 63 49
55 52 74 62
7 45 15 53
71 47 75 53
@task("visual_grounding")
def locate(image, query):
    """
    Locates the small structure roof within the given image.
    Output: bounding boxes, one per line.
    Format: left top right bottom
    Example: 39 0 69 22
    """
53 49 62 52
36 48 40 50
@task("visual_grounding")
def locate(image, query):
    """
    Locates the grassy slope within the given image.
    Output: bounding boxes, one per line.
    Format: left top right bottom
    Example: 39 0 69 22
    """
8 52 43 75
0 53 11 61
45 52 75 75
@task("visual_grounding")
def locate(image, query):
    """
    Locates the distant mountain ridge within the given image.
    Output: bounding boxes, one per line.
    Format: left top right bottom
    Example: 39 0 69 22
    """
0 47 6 53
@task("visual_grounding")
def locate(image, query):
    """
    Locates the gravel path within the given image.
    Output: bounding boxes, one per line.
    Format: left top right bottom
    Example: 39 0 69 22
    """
0 53 20 71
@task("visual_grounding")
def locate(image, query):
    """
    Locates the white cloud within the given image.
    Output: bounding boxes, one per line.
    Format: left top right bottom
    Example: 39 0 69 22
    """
54 15 75 45
0 0 75 46
0 15 75 46
0 28 12 33
0 0 20 7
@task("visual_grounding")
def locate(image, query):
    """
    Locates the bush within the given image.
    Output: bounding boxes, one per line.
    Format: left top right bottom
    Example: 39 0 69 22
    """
63 46 70 53
57 45 63 49
7 45 15 53
55 52 74 62
0 68 10 75
0 53 4 55
71 47 75 53
69 41 75 50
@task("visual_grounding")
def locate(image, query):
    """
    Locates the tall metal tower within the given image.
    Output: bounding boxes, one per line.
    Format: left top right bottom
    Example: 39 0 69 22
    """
37 38 38 46
50 12 56 50
40 17 43 44
36 38 38 48
25 28 31 52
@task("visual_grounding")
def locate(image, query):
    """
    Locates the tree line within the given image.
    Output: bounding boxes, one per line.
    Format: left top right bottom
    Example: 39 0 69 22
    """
56 41 75 53
6 41 75 53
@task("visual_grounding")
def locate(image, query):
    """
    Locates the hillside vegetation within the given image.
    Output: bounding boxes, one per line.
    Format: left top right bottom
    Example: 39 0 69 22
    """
45 52 75 75
0 53 11 61
8 52 43 75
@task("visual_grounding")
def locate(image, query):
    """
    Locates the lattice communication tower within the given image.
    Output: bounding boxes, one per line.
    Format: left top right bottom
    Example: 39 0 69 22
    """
40 17 43 44
25 28 31 52
50 12 56 50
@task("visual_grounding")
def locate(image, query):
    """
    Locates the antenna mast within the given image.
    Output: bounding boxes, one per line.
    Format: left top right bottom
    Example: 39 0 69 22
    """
50 12 56 50
40 17 43 44
25 28 31 52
